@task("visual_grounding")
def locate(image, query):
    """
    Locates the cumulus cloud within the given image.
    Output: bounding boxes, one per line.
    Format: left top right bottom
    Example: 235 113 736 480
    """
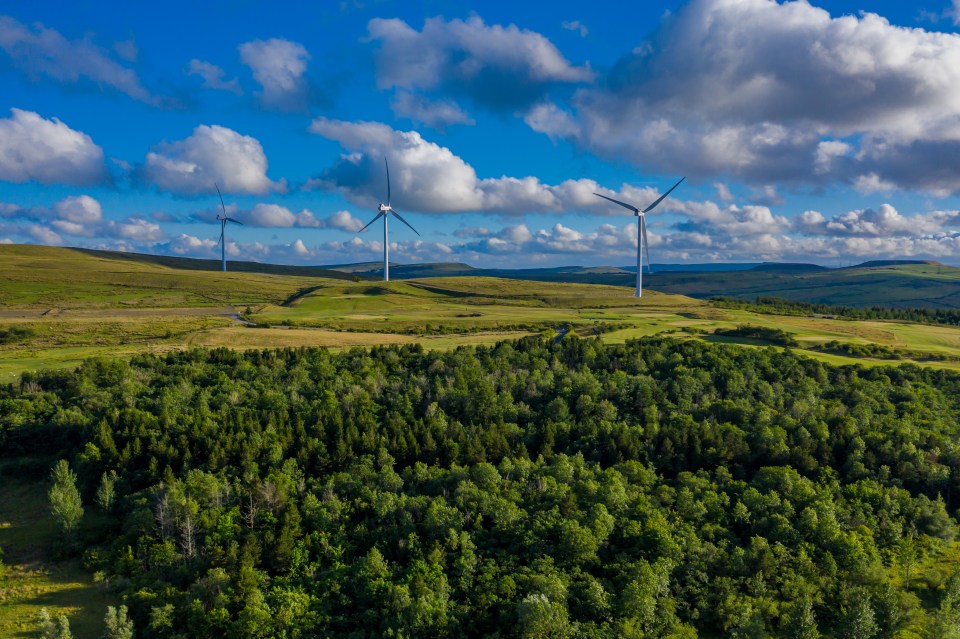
797 203 959 238
186 59 242 94
27 225 63 245
140 124 285 195
308 117 672 216
198 201 364 231
390 91 474 129
0 109 106 185
0 16 164 105
523 101 581 142
367 15 593 111
0 194 167 244
239 38 310 110
536 0 960 194
53 195 102 223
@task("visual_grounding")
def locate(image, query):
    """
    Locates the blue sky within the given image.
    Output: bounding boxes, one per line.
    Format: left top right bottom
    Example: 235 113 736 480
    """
3 0 960 267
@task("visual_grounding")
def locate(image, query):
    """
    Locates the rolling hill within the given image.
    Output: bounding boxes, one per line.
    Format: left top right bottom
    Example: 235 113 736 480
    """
646 261 960 308
0 244 351 308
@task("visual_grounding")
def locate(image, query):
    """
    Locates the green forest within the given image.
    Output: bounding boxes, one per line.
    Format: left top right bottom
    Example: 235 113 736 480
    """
4 336 960 638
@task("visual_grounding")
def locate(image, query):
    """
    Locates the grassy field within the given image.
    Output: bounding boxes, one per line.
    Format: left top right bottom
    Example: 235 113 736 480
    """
0 244 345 308
0 467 112 639
6 245 960 380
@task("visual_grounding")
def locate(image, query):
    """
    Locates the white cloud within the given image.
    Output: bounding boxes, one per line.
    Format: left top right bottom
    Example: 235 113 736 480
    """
186 59 242 95
0 194 168 245
239 38 310 110
53 195 102 223
0 16 162 105
538 0 960 193
292 239 311 257
308 117 672 216
202 201 365 232
367 16 593 111
325 210 364 232
798 203 958 238
561 21 589 37
714 183 734 202
524 101 581 142
0 109 106 185
107 217 164 242
166 233 219 256
853 173 896 195
27 224 62 245
141 125 285 195
391 91 474 129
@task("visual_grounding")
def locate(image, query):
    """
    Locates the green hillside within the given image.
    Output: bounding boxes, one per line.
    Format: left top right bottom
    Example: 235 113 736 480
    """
0 244 347 308
646 261 960 308
74 248 363 280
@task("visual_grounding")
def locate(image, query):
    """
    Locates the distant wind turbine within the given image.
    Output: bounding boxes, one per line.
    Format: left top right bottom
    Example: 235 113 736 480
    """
358 158 420 282
215 183 243 272
594 177 685 298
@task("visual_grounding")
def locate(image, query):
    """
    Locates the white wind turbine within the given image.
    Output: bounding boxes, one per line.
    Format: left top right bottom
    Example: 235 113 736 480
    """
594 177 684 298
358 158 420 281
215 183 243 272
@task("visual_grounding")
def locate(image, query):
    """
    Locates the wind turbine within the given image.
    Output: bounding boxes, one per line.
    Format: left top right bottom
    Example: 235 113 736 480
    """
215 183 243 272
594 177 685 298
358 158 420 281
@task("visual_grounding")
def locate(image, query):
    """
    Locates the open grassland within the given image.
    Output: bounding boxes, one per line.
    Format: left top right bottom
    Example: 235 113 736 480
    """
0 244 343 308
0 469 111 639
6 245 960 377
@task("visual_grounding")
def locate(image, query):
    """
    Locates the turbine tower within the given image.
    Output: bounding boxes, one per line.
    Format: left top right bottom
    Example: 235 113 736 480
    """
215 183 243 272
594 177 685 298
358 158 420 281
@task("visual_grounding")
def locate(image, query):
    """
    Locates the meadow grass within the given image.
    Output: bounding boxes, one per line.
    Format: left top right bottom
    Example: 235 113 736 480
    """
6 246 960 377
0 470 112 639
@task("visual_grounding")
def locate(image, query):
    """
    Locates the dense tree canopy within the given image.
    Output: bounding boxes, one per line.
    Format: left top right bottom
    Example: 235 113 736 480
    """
4 336 960 637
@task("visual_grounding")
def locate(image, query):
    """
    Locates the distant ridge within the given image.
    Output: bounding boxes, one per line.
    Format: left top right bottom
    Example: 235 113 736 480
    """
641 263 763 273
749 263 827 272
852 260 941 268
74 248 362 280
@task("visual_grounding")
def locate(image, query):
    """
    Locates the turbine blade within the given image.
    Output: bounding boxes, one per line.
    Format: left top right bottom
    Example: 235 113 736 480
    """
358 211 385 233
593 192 639 213
385 157 391 205
226 217 244 225
642 176 686 213
642 216 652 273
390 210 420 237
215 182 227 215
218 229 224 246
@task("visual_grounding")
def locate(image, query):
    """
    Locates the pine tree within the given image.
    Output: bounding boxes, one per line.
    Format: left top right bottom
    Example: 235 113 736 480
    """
842 588 878 639
783 595 819 639
49 460 83 533
103 605 134 639
96 470 117 511
38 608 73 639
